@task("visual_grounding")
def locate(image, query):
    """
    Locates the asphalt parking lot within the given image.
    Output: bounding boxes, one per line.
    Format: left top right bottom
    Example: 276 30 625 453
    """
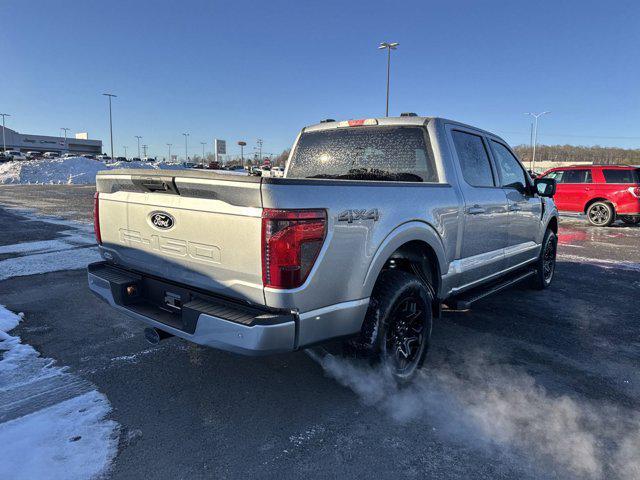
1 184 639 480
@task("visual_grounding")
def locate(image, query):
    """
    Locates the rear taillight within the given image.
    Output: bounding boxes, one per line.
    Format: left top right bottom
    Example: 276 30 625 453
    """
262 209 327 289
93 192 102 244
628 186 640 198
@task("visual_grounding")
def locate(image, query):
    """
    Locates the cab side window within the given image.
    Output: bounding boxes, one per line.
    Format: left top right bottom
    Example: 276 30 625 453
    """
451 130 495 187
490 140 527 191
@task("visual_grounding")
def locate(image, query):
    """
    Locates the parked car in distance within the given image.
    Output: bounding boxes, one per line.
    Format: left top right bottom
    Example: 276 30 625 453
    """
83 154 97 160
0 152 10 162
89 115 559 382
115 156 129 162
43 151 61 158
26 151 43 160
3 150 26 161
271 166 285 177
541 165 640 226
97 154 112 161
62 153 78 159
143 157 156 162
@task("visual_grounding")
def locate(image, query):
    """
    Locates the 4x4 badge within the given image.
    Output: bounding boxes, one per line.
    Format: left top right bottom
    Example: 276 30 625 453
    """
338 209 379 223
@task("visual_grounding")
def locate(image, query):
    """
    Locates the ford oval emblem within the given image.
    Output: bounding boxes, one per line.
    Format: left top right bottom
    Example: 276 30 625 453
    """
149 212 175 230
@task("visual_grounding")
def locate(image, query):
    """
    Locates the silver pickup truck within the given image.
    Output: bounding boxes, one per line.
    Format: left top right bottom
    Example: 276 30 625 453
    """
88 116 558 380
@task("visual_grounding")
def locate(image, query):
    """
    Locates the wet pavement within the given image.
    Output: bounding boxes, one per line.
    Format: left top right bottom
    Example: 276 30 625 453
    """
0 185 639 480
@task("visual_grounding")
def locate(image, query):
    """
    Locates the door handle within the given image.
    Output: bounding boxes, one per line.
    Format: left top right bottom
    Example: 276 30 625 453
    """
467 205 486 215
509 204 522 212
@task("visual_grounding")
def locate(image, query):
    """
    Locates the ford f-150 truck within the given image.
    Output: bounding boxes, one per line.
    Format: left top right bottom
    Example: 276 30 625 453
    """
88 116 558 380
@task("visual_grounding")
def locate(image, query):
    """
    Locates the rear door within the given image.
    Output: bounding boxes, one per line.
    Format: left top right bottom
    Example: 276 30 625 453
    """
96 171 265 305
447 126 509 286
488 139 542 268
557 168 593 211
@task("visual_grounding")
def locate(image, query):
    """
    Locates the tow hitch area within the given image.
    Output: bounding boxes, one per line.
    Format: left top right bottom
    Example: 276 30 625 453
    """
163 291 182 312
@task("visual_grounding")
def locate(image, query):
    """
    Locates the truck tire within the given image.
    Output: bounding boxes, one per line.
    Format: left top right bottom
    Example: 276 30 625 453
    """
620 215 640 225
587 201 615 227
531 229 557 290
349 269 433 382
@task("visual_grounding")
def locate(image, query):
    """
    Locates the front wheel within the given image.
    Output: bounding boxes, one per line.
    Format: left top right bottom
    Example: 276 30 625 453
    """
620 215 640 226
587 202 615 227
349 269 433 382
531 229 557 290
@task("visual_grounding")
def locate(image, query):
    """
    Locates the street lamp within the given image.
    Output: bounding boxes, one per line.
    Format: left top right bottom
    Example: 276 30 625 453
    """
238 141 246 167
60 127 70 152
142 144 148 158
182 133 189 162
0 113 10 152
166 143 172 162
256 138 263 164
123 146 128 158
524 111 551 171
102 93 117 159
378 42 399 117
135 136 142 159
200 141 207 168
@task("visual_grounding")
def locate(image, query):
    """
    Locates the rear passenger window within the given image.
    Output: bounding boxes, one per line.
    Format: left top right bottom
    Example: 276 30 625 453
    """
561 169 592 183
451 130 494 187
490 141 528 190
603 169 640 184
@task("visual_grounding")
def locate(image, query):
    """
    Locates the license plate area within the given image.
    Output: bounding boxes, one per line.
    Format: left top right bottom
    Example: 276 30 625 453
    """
123 276 195 332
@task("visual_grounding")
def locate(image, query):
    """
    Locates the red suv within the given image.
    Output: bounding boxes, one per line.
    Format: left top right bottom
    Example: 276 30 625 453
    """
540 165 640 226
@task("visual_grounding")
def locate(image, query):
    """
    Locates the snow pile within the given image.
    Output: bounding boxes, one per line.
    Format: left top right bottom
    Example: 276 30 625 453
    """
0 156 185 185
0 305 119 480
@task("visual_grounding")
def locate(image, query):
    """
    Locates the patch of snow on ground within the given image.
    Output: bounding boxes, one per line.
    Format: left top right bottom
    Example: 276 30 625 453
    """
0 305 119 480
0 247 102 281
0 211 101 280
0 156 246 185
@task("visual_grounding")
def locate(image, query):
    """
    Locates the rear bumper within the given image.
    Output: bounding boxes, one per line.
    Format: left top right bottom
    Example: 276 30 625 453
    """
87 262 296 355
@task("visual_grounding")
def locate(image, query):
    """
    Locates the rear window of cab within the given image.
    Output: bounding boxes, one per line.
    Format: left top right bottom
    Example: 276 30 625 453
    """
287 126 438 182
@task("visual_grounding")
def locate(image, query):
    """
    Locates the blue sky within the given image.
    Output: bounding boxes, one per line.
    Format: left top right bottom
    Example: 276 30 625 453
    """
1 0 638 158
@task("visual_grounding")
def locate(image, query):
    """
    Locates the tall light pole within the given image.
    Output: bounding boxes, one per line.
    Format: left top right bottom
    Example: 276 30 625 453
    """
182 133 189 162
142 144 148 158
256 138 263 164
378 42 399 117
102 93 116 159
60 127 70 152
200 141 206 167
166 143 172 162
123 146 128 158
525 111 551 172
135 135 142 159
1 113 10 152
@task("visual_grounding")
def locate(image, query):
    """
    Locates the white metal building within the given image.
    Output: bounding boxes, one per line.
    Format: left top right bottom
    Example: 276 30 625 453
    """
1 127 102 155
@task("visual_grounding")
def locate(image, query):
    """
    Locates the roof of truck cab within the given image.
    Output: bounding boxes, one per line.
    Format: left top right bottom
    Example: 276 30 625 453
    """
302 116 504 139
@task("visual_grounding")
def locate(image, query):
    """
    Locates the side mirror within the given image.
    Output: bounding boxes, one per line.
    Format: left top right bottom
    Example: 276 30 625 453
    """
534 177 556 197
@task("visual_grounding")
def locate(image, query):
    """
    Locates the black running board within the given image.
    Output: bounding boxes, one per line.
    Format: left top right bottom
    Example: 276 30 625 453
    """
445 269 536 310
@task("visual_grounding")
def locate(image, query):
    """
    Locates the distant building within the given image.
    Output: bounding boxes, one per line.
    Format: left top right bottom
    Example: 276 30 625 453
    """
0 127 102 155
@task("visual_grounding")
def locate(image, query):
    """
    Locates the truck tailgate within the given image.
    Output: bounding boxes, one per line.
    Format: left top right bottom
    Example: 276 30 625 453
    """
96 170 265 305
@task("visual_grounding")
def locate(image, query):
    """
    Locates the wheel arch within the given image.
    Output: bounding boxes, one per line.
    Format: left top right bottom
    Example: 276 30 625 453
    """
546 215 558 234
363 222 446 303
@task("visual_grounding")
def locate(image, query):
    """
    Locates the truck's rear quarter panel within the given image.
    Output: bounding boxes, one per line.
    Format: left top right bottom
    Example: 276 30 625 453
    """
260 178 461 313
